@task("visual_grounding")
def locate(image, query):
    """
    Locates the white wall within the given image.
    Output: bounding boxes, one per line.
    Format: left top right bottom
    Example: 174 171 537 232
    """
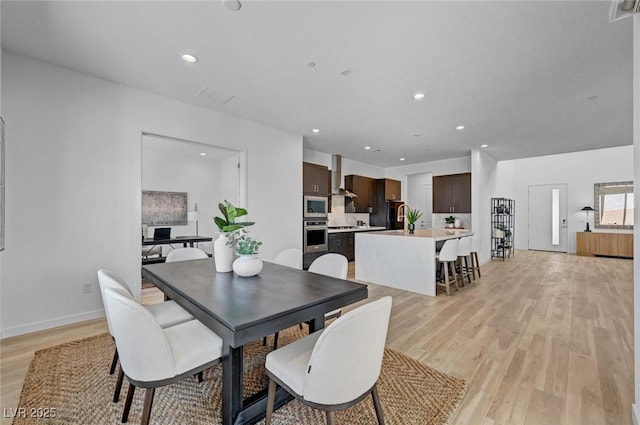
142 135 232 255
1 51 302 337
633 13 639 425
303 148 385 180
0 5 3 339
471 149 498 265
385 156 471 201
496 146 633 253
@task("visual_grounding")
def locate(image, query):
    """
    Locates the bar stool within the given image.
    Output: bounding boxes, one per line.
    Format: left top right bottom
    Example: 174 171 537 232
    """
457 236 473 286
470 234 482 279
436 238 459 296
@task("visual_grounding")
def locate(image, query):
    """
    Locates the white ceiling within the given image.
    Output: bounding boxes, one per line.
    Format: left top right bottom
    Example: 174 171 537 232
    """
1 1 633 167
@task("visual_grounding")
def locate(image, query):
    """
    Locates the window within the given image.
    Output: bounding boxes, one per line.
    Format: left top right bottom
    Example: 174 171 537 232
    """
594 181 634 229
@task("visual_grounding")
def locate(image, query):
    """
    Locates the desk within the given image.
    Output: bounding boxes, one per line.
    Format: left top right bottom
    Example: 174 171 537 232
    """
142 235 213 248
142 258 368 425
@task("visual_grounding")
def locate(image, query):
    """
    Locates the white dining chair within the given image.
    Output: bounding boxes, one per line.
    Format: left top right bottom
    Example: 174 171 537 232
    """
165 247 209 263
457 236 473 286
265 296 392 425
103 286 223 425
309 253 349 321
97 269 194 402
435 239 459 296
273 248 303 269
470 234 482 279
263 248 304 349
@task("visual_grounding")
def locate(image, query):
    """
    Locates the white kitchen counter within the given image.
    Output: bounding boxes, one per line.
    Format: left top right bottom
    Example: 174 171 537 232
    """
327 226 386 234
355 228 473 296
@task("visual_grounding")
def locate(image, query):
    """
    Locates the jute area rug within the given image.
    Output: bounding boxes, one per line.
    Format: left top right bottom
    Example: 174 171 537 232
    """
13 327 466 425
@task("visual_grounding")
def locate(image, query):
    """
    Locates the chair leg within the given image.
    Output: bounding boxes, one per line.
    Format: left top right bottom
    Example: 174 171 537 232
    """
197 371 203 383
443 264 451 296
464 256 472 283
265 378 276 425
273 332 280 351
263 336 268 346
371 384 385 425
110 347 119 375
140 388 156 425
450 262 459 291
122 383 135 423
113 366 124 403
325 411 336 425
473 252 481 277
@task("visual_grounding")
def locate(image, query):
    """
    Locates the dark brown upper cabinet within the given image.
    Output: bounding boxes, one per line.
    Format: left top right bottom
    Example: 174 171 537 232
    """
345 175 376 213
432 173 471 213
303 162 330 195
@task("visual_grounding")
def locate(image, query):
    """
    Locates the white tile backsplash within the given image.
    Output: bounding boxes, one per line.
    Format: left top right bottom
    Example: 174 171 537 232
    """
329 195 370 226
432 213 471 229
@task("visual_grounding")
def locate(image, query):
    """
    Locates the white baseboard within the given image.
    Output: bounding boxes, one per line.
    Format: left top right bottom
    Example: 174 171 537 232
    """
633 403 639 425
1 309 105 339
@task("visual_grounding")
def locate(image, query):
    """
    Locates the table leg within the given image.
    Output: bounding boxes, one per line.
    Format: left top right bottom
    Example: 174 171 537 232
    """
308 314 325 333
222 345 244 425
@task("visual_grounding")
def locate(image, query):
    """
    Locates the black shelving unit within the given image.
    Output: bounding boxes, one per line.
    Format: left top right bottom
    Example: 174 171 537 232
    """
491 198 515 260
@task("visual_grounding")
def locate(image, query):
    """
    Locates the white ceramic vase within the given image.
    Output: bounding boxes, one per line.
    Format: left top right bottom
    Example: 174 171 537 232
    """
214 233 235 273
454 218 461 228
233 255 263 277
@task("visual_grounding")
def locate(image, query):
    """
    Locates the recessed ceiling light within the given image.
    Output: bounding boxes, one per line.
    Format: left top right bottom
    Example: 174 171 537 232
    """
181 53 198 63
364 146 372 150
400 158 406 161
312 128 320 133
413 92 425 101
223 0 242 11
480 144 488 148
456 125 465 130
200 152 207 156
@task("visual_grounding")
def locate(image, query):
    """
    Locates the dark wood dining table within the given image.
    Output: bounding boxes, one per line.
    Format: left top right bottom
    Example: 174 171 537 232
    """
141 257 368 425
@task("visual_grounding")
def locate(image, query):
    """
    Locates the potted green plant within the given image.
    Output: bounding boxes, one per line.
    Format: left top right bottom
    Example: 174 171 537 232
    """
213 200 255 273
406 207 423 234
232 235 264 277
445 215 455 228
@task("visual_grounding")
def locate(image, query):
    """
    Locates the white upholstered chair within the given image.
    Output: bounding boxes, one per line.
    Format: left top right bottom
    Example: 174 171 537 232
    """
273 248 303 269
97 269 194 402
165 247 208 263
457 236 473 285
103 286 223 425
308 253 349 321
435 239 459 296
265 296 393 425
470 234 482 279
262 248 304 349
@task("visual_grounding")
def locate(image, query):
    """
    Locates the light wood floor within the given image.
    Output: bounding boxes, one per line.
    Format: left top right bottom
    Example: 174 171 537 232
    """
0 250 634 425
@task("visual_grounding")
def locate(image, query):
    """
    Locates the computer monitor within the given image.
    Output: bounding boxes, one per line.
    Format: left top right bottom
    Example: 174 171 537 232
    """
153 227 171 240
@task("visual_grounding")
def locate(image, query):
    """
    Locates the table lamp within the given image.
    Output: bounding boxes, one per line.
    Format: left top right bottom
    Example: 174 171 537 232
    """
188 203 200 236
581 206 594 232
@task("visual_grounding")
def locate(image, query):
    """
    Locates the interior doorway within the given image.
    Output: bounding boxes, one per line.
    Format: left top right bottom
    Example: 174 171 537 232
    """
141 133 244 259
406 173 433 230
528 183 568 252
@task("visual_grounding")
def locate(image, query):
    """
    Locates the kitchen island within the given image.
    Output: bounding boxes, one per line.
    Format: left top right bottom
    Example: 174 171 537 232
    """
355 228 473 296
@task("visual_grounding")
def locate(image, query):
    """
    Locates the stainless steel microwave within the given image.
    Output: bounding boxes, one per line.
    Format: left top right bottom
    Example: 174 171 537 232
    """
303 195 328 218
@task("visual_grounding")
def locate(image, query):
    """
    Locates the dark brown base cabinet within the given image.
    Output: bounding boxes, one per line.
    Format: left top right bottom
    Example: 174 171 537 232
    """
328 232 355 261
433 173 471 213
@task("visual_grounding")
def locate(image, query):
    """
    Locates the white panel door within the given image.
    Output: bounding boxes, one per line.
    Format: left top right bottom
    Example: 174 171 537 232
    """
407 183 432 229
528 184 568 252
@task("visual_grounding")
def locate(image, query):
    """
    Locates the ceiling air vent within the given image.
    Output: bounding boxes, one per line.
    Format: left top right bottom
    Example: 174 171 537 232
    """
196 87 235 105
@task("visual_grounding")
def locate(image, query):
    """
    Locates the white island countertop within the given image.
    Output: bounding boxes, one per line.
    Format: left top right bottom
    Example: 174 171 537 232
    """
365 228 472 241
355 228 473 296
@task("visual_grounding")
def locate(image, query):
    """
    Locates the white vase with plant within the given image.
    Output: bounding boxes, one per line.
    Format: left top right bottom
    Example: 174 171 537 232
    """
232 235 263 277
213 200 255 273
445 215 456 228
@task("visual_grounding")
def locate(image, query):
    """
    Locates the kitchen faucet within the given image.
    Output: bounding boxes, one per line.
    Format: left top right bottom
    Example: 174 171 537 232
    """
397 203 411 235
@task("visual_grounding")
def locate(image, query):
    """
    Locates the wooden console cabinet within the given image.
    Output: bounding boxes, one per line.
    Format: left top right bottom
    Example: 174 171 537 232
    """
576 232 633 258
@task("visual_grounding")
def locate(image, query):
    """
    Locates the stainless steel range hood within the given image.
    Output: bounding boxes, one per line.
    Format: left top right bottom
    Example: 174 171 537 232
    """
331 154 358 197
